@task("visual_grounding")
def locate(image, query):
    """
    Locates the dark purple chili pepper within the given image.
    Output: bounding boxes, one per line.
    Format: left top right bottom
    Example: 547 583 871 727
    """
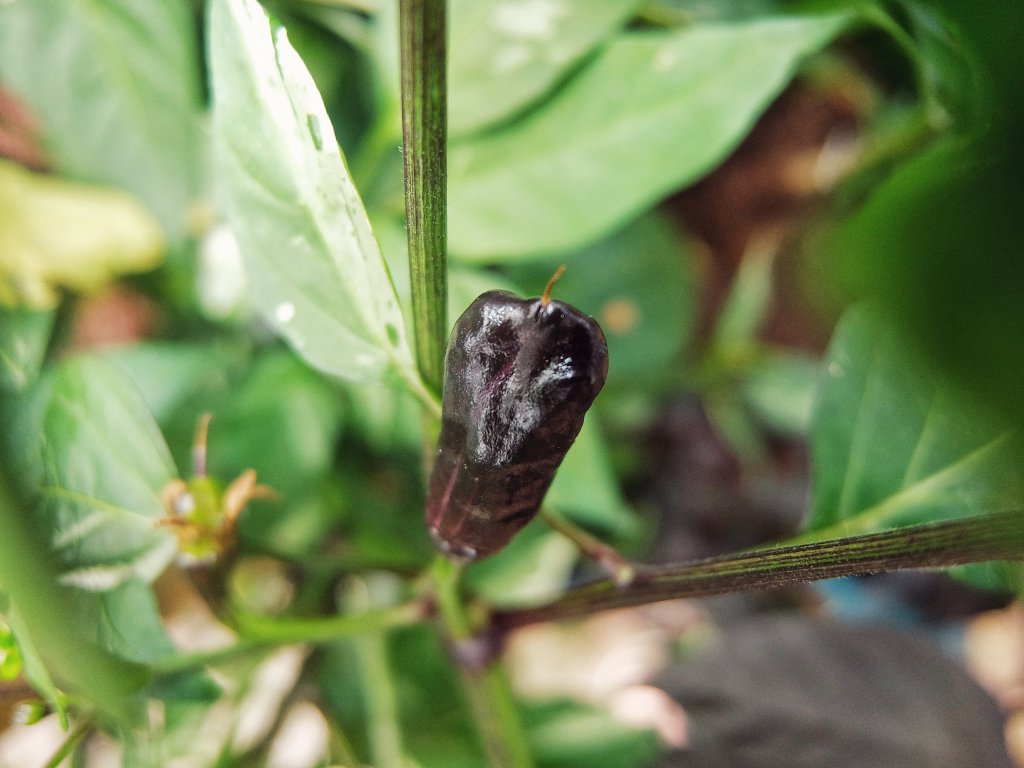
425 270 609 561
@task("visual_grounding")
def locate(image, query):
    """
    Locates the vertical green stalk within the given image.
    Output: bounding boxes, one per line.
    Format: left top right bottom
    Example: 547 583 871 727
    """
432 558 535 768
347 578 408 768
463 665 536 768
400 3 530 764
43 716 95 768
353 632 405 768
400 0 448 395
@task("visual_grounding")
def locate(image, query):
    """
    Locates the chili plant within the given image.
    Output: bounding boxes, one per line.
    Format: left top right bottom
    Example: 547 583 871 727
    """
0 0 1021 766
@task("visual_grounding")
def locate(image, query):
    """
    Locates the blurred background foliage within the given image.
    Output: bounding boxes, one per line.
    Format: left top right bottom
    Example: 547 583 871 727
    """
0 0 1022 765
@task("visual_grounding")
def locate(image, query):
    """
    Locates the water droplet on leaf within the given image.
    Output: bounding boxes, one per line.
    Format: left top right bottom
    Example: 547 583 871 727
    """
275 301 296 323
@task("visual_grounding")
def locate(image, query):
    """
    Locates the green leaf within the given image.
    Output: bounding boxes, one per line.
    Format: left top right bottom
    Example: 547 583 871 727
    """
525 699 661 768
712 245 775 350
824 133 1024 441
448 12 855 257
806 306 1023 547
367 626 484 767
448 0 642 136
0 614 22 680
373 212 523 343
345 382 425 455
0 306 53 393
3 356 178 588
509 213 695 391
71 581 174 663
4 605 68 727
201 351 344 499
900 3 985 125
0 160 165 308
0 469 149 723
209 0 418 390
0 0 204 238
466 522 579 608
546 419 636 539
742 350 819 437
104 342 241 426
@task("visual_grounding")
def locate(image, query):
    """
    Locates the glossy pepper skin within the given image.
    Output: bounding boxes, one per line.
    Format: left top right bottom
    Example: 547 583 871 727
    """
425 289 608 561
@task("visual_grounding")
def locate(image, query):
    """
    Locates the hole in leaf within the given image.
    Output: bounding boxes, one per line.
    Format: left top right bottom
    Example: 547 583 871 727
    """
306 114 323 151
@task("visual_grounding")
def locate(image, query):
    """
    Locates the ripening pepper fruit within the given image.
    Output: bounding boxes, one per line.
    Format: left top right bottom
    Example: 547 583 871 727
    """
425 276 608 561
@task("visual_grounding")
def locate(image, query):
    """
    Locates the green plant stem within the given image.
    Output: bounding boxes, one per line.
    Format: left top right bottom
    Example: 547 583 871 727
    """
349 584 407 768
150 638 267 675
43 715 95 768
432 557 535 768
399 4 530 762
494 511 1024 633
541 509 636 587
431 555 470 636
354 633 404 768
400 0 448 395
151 602 426 675
236 601 428 643
461 664 535 768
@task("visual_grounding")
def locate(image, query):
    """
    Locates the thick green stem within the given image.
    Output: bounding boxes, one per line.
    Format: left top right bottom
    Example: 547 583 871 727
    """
399 4 531 763
495 511 1024 633
400 0 448 395
151 602 426 676
432 557 535 768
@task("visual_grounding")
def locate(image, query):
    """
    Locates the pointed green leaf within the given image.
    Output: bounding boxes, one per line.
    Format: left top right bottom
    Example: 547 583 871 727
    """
448 0 642 136
3 357 178 588
806 307 1024 591
0 0 204 238
209 0 417 388
448 12 855 257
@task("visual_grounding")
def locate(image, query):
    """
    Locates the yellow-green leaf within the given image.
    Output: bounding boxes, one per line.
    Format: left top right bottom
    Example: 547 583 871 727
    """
0 160 164 308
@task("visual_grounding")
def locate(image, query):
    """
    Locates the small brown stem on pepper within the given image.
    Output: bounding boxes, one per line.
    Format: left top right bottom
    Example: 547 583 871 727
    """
540 265 567 306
